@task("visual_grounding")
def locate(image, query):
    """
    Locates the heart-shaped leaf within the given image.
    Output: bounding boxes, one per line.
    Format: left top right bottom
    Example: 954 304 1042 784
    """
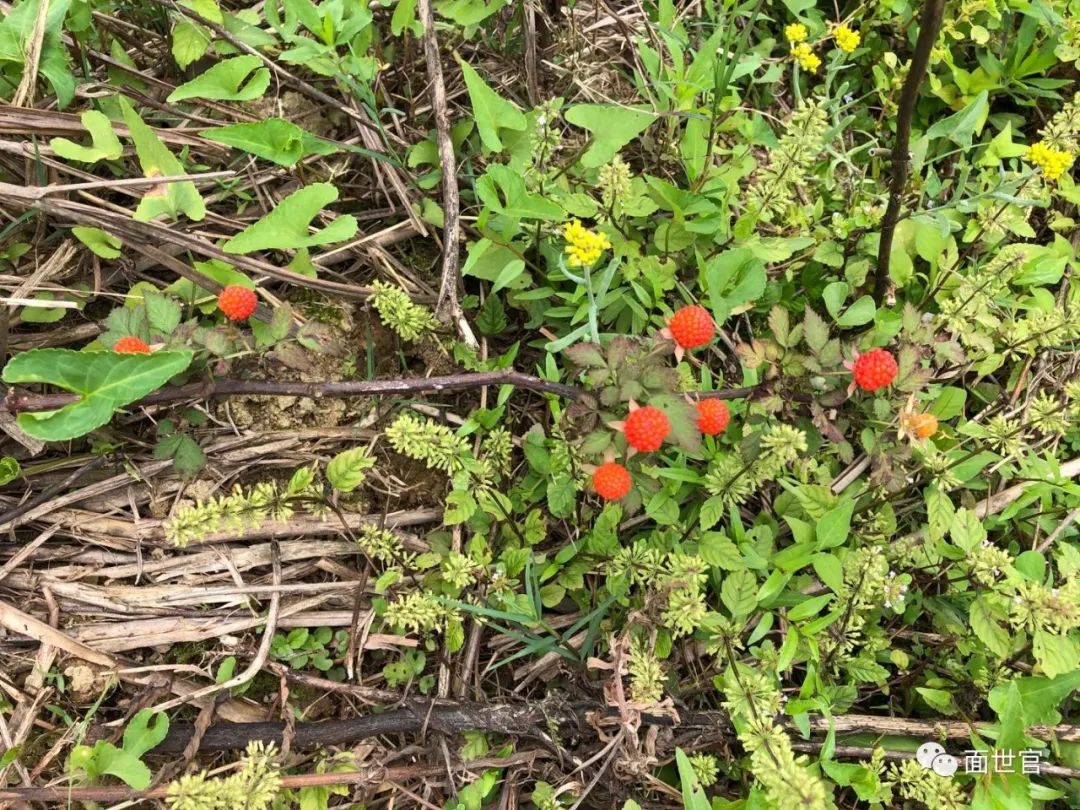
167 55 271 102
200 118 337 167
50 110 123 163
223 182 357 254
3 349 193 441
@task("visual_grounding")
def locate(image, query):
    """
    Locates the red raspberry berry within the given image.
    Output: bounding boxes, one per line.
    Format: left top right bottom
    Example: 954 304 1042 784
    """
114 336 150 354
217 285 258 321
668 305 714 349
852 348 897 392
623 406 670 452
593 462 632 501
696 399 730 435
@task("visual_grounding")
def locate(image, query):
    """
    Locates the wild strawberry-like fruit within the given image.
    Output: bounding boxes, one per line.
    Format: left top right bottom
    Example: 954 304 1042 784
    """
114 336 150 354
623 406 670 452
668 305 715 349
593 462 632 501
696 399 730 435
852 348 897 392
905 412 938 439
217 285 258 321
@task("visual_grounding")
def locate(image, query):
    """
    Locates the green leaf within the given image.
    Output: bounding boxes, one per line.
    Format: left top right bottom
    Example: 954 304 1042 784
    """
988 671 1080 725
949 507 986 553
122 709 169 758
144 292 182 334
970 596 1010 657
0 0 75 107
916 687 958 715
200 118 338 167
154 433 206 477
50 111 123 163
167 54 271 102
223 183 357 254
326 446 376 492
120 97 206 222
702 248 766 325
816 500 854 549
1033 630 1079 679
94 744 151 790
721 569 757 618
72 226 122 258
0 457 20 486
675 749 712 810
931 387 966 420
171 19 210 69
699 532 740 569
3 349 193 441
925 90 989 149
475 164 563 220
19 292 69 324
455 56 526 153
563 104 657 168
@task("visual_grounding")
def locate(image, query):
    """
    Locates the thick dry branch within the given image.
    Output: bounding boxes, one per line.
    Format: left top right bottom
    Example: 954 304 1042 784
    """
151 702 1080 755
873 0 946 302
2 371 759 414
416 0 471 345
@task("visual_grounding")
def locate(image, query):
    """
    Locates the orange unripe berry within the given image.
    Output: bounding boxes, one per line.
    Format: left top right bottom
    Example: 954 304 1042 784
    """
114 336 150 354
593 462 632 501
906 412 937 439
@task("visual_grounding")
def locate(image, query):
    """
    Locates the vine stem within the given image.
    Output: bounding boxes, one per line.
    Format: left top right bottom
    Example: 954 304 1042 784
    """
2 371 761 414
872 0 947 304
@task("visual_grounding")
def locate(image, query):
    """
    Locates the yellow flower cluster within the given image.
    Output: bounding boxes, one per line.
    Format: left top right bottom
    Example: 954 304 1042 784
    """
835 24 860 52
563 219 611 268
791 43 821 73
784 22 808 43
1027 140 1074 181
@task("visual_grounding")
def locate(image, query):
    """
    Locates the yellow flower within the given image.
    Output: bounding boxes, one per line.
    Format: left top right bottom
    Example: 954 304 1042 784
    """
784 22 808 43
562 220 611 269
791 43 821 74
1026 140 1074 181
835 24 861 52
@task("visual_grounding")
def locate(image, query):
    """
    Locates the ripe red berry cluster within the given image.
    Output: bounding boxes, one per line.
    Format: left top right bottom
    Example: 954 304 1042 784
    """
114 336 150 354
624 406 671 452
669 305 714 349
696 399 729 435
852 348 898 392
217 285 258 321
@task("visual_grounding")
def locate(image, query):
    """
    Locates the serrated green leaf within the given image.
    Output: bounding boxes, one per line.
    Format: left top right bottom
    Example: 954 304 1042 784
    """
3 349 193 441
144 292 182 335
326 446 376 492
167 54 271 102
223 183 357 254
970 596 1010 657
721 569 757 618
50 110 123 163
455 56 526 153
200 118 338 167
171 19 210 69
